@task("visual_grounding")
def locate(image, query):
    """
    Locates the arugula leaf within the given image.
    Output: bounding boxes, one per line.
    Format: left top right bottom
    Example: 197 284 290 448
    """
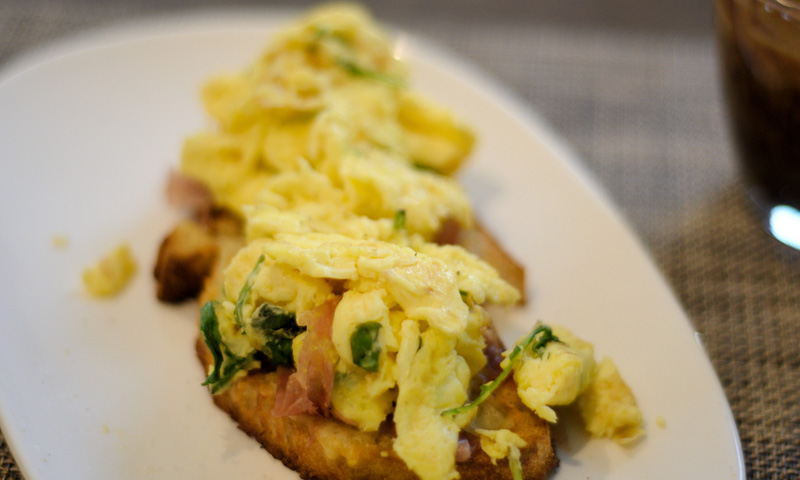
442 323 558 416
234 254 266 329
312 27 405 88
412 163 441 174
350 321 382 372
509 446 523 480
393 209 407 231
312 26 349 45
334 58 407 88
252 303 304 366
262 336 296 366
200 301 223 386
252 303 296 331
209 353 257 395
200 300 260 394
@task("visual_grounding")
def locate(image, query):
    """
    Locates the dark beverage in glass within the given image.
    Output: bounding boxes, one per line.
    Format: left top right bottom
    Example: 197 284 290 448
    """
716 0 800 248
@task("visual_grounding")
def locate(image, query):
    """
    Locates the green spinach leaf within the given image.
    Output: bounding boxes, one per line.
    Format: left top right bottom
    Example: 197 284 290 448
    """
251 303 304 366
200 301 223 386
201 300 259 394
209 353 257 395
393 209 407 230
350 321 382 372
334 58 407 88
234 254 266 329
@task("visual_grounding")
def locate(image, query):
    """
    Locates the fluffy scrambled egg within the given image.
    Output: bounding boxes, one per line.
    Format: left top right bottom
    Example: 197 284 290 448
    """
179 3 474 241
475 428 527 466
508 326 643 444
82 243 137 297
511 325 595 423
578 357 645 444
188 4 643 479
213 233 517 480
51 234 69 249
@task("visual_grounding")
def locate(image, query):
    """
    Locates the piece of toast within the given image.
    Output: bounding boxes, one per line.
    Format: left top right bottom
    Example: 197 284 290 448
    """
156 213 525 306
196 329 558 480
154 207 243 303
156 179 555 478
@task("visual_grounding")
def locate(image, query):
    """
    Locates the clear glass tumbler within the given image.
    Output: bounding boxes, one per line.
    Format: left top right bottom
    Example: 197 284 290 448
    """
716 0 800 249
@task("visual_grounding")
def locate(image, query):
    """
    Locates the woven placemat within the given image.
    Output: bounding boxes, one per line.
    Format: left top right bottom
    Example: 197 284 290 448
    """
0 433 20 480
655 185 800 478
1 3 798 479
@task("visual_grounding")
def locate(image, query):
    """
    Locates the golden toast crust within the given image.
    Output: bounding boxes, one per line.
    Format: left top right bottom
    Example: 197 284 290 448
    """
196 337 558 480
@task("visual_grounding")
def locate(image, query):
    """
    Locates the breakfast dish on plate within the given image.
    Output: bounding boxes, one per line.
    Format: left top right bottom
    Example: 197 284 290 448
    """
0 2 747 479
153 4 643 480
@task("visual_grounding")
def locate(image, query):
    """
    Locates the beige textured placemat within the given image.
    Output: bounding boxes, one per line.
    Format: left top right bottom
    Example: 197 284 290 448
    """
654 186 800 479
1 3 798 479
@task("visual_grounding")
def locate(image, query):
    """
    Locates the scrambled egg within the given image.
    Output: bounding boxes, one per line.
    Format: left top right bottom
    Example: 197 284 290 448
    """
187 4 643 479
509 326 644 444
511 325 595 423
475 428 527 465
51 234 69 249
82 243 137 297
179 3 474 241
214 233 517 480
578 357 645 444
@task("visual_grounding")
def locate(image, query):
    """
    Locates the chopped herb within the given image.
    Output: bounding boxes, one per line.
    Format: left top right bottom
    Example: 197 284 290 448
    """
529 324 559 357
394 209 407 230
335 58 407 88
412 163 441 174
459 290 469 301
350 321 382 372
312 28 405 87
252 303 304 366
442 323 558 416
312 26 349 45
200 301 223 386
209 353 256 395
234 254 266 329
200 300 259 394
252 303 296 331
313 26 330 41
509 446 523 480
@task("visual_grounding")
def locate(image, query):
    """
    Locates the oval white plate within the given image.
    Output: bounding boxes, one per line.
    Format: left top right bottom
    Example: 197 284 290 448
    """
0 9 743 480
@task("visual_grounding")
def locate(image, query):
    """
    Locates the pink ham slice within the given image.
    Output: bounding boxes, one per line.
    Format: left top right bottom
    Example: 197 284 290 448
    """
456 437 476 462
165 170 214 213
273 297 340 417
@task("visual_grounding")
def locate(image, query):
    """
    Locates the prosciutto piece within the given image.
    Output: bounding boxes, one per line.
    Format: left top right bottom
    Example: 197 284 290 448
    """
273 297 340 417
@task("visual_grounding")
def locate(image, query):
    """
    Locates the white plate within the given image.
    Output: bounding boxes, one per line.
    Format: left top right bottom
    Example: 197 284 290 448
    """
0 9 744 480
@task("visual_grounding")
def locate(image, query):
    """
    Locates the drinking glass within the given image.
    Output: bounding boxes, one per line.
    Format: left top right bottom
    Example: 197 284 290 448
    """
716 0 800 249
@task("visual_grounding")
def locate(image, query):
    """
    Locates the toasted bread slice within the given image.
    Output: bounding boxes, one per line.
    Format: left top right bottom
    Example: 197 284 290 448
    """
154 208 243 303
156 213 525 305
436 218 526 303
158 201 552 478
196 331 558 480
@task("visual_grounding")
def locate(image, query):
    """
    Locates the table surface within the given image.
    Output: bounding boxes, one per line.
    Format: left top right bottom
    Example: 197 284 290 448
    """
1 1 798 479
